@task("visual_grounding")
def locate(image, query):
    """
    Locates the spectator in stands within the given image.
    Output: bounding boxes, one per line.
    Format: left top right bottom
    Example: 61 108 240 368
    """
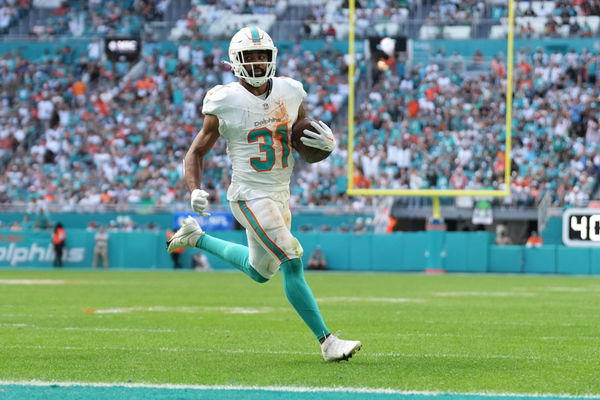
450 166 468 190
21 215 33 230
522 3 537 17
92 225 109 269
495 224 512 245
52 222 66 267
526 231 543 248
35 210 51 231
472 49 484 66
353 217 367 235
191 251 211 271
308 246 327 270
520 21 535 38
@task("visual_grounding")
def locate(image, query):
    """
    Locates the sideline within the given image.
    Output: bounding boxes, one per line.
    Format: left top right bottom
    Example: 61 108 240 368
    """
1 381 599 400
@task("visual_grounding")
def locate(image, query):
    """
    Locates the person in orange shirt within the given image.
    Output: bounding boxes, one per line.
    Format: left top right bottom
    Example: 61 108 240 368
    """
166 228 184 268
526 231 543 248
52 222 66 267
353 166 370 189
72 81 86 105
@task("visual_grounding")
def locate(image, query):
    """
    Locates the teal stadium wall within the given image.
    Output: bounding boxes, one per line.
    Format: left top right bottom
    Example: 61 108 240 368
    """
1 229 598 274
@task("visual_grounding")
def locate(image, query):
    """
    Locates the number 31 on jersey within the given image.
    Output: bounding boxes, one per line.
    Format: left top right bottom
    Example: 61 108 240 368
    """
248 124 290 172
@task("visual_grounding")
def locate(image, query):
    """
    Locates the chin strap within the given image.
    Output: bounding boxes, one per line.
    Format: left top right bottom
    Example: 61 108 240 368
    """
264 78 272 98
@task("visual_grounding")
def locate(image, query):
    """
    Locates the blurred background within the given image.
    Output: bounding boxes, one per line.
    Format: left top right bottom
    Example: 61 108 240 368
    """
0 0 599 271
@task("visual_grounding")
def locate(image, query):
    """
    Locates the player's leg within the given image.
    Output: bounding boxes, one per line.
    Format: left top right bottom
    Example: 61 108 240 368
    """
274 202 362 361
166 216 267 283
235 199 330 340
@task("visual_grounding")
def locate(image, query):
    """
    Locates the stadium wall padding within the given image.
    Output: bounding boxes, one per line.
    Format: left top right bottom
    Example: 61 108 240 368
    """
0 229 598 274
523 246 557 273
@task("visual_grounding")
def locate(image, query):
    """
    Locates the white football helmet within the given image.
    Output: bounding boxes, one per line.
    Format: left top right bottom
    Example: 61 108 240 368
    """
226 26 277 87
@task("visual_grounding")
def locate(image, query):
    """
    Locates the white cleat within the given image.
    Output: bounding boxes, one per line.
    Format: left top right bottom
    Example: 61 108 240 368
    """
166 216 204 253
321 334 362 362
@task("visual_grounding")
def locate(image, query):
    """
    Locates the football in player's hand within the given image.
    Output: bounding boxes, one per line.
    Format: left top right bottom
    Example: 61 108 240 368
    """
291 118 332 163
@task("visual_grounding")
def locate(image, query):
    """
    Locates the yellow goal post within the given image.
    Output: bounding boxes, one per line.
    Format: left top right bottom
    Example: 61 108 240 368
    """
345 0 516 204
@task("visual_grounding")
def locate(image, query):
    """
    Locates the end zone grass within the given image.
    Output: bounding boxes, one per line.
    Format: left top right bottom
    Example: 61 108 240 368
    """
0 270 598 395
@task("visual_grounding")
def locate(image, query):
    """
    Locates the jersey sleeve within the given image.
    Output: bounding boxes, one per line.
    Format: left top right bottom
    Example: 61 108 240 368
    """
201 85 230 134
280 77 307 104
202 85 228 117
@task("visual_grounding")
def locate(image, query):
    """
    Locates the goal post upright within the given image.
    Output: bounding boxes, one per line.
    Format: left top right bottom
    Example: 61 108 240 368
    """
344 0 515 272
347 0 356 195
345 0 515 203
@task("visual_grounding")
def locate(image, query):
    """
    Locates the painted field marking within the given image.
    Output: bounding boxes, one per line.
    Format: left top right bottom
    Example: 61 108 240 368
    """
85 306 280 314
421 320 599 328
317 297 425 303
396 332 600 342
0 323 175 333
0 280 85 285
0 380 599 399
546 287 588 293
432 291 537 297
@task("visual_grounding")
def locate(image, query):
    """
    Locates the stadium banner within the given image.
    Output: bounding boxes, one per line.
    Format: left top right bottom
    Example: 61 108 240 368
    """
0 229 90 268
172 212 234 231
472 201 494 225
0 228 236 269
105 37 142 62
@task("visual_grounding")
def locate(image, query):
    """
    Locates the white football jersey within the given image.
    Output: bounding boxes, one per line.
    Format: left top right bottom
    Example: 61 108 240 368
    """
202 77 306 201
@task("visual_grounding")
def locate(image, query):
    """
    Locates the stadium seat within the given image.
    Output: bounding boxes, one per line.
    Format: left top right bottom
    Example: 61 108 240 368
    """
489 24 507 39
420 25 442 40
443 26 471 39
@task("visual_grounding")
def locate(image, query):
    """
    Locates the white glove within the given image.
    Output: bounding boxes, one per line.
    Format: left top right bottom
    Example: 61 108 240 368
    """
301 120 336 152
190 189 210 216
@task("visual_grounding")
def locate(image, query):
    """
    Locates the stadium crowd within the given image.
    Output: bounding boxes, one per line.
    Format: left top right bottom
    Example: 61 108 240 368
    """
0 39 360 213
489 0 600 38
304 0 416 39
0 0 30 34
354 45 600 208
170 0 287 40
29 0 166 38
0 0 598 218
1 40 598 215
424 0 485 26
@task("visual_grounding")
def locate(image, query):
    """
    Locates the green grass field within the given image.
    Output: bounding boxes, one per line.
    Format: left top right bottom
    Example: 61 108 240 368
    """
0 270 599 396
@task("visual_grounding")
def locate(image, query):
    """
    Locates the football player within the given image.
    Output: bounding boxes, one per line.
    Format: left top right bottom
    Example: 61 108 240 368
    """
167 26 361 362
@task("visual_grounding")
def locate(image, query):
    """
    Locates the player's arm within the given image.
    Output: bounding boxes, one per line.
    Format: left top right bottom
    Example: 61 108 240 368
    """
296 103 307 123
183 114 220 215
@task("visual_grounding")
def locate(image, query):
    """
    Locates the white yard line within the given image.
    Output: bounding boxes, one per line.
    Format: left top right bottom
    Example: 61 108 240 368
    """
316 297 425 303
0 280 85 285
0 324 174 333
86 306 280 314
0 380 598 398
432 291 537 297
546 287 588 292
396 333 600 341
62 327 175 333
